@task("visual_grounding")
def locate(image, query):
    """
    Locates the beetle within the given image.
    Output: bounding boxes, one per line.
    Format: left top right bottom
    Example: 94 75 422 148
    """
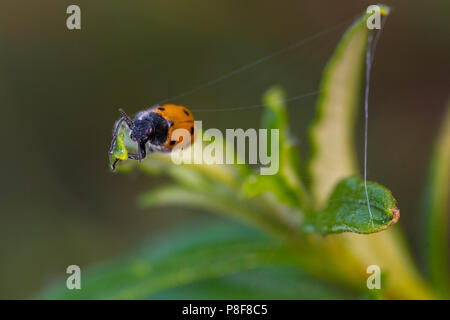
109 104 195 170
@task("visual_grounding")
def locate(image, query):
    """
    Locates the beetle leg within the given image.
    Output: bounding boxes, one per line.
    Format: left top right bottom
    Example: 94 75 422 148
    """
127 152 146 160
111 158 120 171
111 152 141 171
109 110 134 155
112 147 156 170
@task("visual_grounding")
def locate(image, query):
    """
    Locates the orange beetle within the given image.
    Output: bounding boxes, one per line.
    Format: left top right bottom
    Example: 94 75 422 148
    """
109 104 195 170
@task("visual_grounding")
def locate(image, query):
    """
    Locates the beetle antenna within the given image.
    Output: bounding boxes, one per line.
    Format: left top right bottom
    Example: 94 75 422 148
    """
118 108 134 129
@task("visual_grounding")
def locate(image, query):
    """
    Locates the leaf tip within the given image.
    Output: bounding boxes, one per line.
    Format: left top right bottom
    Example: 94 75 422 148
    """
378 4 390 16
388 207 400 227
262 86 286 111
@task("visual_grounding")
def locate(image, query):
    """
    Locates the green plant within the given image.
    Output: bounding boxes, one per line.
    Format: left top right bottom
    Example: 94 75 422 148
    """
41 5 449 299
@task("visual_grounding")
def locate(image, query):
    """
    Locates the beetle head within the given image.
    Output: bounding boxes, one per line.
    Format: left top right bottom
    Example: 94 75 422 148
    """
130 120 152 161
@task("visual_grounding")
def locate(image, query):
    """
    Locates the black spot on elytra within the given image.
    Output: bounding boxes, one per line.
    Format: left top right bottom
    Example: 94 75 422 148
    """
169 140 176 146
190 127 194 135
158 107 165 111
183 109 190 116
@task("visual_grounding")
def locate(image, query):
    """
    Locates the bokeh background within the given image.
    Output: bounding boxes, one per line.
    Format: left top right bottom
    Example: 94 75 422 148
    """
1 0 449 298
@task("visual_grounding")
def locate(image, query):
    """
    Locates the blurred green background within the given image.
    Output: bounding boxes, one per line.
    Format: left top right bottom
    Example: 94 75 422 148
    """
0 0 449 298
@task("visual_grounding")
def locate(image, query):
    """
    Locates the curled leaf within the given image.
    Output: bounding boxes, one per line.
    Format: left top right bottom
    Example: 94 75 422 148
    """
109 131 128 169
307 5 390 207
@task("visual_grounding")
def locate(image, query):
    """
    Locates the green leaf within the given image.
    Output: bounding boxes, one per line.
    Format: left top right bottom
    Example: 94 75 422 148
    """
262 86 290 137
301 6 435 299
148 267 356 299
119 128 302 236
122 132 246 188
109 131 128 168
423 100 450 295
38 223 304 299
138 184 299 237
242 174 300 208
303 177 399 235
242 86 310 210
308 6 390 207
